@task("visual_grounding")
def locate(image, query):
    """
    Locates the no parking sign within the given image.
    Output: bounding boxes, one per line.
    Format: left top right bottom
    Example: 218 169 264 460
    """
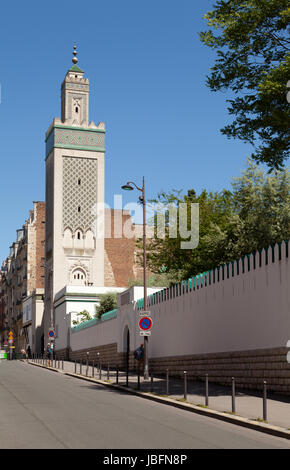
48 329 55 339
139 317 153 336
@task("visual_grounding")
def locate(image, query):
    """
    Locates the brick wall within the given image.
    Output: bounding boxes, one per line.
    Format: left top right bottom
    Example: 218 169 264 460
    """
55 344 290 394
56 342 136 371
104 209 142 287
148 347 290 394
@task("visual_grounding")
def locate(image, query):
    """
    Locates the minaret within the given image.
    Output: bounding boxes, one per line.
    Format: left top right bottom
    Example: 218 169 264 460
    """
61 45 89 126
44 46 105 339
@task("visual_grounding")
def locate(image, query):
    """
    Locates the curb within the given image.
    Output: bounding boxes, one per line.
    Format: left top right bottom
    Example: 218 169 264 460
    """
26 360 290 441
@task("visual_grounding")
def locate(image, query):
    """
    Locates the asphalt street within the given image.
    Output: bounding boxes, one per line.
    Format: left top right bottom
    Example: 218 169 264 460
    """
0 360 289 449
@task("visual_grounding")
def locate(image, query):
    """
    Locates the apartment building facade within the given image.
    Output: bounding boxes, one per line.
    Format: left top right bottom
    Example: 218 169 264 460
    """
0 202 46 354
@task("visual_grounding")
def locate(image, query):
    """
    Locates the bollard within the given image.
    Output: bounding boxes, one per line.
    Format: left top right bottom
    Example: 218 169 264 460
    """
137 366 140 391
62 360 64 370
126 364 129 387
80 360 82 375
263 381 267 421
116 365 119 384
107 364 110 381
184 371 187 401
232 377 236 413
205 374 209 407
166 369 169 395
58 358 60 369
99 363 102 380
74 360 76 374
86 352 89 376
92 361 95 378
150 371 154 393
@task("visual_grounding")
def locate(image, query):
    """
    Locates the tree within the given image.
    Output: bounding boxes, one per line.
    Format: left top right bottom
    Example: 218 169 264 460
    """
200 0 290 170
146 188 235 281
72 310 92 326
95 293 117 319
146 159 290 279
128 273 176 288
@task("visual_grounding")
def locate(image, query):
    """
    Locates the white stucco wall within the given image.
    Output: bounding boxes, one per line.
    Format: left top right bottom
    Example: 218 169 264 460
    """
70 317 117 352
54 285 126 351
118 244 290 358
62 243 289 359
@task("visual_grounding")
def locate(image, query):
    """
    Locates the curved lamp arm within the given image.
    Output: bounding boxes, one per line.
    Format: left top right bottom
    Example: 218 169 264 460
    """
126 181 143 192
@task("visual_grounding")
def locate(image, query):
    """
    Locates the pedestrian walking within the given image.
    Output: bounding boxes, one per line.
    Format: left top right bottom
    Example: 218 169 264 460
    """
46 343 53 366
26 345 31 359
134 344 145 374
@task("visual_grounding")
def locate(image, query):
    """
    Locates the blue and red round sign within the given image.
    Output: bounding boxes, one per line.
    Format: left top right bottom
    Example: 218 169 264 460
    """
139 317 153 331
48 329 55 338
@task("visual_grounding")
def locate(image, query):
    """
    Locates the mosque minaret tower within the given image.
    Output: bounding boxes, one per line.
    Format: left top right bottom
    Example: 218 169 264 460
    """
44 46 106 338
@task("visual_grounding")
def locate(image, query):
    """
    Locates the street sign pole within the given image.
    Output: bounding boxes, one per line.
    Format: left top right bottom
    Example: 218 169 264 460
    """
8 331 14 360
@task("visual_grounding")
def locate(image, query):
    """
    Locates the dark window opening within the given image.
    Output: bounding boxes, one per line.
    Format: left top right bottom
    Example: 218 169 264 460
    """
78 178 81 185
78 206 81 213
77 232 81 240
75 107 79 113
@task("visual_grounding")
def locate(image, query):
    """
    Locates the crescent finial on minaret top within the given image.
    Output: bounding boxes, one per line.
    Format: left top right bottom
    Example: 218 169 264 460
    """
72 44 78 65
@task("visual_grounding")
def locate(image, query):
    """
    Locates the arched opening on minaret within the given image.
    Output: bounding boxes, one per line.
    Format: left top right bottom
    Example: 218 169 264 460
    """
71 268 87 285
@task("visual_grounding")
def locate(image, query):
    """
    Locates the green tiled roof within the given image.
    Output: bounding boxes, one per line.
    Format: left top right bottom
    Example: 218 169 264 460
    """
69 64 84 73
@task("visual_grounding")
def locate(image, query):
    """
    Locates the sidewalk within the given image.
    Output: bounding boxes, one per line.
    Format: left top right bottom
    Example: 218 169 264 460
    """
29 359 290 431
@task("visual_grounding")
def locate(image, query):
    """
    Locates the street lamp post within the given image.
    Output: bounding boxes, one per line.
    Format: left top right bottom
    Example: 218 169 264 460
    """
122 177 149 380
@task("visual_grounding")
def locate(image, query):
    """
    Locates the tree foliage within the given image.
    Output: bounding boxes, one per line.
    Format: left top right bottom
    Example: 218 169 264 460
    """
146 159 290 281
200 0 290 169
72 310 92 326
94 293 117 319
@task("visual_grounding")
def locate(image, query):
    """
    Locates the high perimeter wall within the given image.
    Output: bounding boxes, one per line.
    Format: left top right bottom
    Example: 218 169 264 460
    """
63 242 290 394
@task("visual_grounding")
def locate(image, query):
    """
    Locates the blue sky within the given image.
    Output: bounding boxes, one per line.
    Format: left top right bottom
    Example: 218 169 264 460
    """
0 0 257 263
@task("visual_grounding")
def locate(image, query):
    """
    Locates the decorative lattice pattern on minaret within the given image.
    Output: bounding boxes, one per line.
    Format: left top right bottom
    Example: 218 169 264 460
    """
62 156 98 233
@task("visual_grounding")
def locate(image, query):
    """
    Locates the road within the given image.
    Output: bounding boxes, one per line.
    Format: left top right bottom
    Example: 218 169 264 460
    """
0 360 289 449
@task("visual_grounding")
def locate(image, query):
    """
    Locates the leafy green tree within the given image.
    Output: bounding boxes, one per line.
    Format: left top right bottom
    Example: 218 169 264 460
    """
200 0 290 169
146 187 235 281
72 310 92 325
146 160 290 279
94 293 117 319
128 273 176 288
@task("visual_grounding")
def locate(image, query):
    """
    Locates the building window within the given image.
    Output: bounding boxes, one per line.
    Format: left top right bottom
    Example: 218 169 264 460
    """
78 178 81 185
75 107 79 113
78 206 81 213
71 268 87 285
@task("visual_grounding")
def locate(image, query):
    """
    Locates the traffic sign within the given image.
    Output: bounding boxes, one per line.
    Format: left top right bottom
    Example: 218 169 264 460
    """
8 339 13 345
139 310 151 316
48 329 55 338
139 317 153 331
140 331 151 337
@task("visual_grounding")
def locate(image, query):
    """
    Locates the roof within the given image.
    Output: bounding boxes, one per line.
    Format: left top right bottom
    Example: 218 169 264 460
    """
69 64 84 73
